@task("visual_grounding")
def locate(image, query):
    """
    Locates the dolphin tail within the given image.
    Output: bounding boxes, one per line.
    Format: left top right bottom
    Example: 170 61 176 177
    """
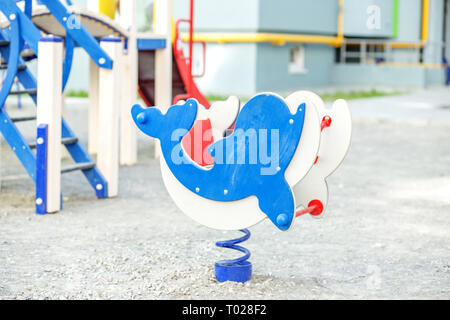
131 99 198 141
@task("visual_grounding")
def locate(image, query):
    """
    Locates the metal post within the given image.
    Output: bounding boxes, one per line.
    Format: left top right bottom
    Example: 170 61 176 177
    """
97 37 122 198
361 41 366 64
340 41 346 64
119 0 138 165
154 0 173 158
36 35 63 213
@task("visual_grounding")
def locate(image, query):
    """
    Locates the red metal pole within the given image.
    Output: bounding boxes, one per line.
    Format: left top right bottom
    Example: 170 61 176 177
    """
295 200 324 218
188 0 194 93
295 205 319 218
320 116 332 131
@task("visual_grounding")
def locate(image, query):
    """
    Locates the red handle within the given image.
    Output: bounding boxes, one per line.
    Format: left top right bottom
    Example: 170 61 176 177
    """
295 200 324 218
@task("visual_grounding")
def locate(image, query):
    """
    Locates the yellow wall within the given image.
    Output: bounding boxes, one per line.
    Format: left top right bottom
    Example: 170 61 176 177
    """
99 0 116 19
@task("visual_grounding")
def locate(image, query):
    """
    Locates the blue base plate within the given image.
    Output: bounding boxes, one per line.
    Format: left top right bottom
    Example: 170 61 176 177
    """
215 261 252 283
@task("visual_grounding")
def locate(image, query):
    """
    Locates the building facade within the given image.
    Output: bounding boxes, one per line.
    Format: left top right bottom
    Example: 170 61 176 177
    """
174 0 449 96
64 0 450 97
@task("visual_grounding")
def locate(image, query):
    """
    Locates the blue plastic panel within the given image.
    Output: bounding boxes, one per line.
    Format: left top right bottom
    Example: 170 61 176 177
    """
132 94 305 230
100 37 121 43
137 38 167 51
36 124 48 214
40 35 63 42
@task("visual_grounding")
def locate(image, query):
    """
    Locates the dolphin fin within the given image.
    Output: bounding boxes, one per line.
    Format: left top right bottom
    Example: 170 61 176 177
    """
256 176 295 231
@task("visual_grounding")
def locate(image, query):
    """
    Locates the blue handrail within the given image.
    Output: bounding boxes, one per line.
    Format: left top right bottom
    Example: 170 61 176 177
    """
0 1 41 54
39 0 114 69
0 15 20 109
14 0 32 18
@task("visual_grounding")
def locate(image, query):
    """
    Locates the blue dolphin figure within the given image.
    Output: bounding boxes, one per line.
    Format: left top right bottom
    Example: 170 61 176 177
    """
131 93 306 230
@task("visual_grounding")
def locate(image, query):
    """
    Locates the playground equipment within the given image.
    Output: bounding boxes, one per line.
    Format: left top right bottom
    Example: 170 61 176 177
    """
137 0 214 166
0 0 184 213
132 90 352 282
0 0 120 213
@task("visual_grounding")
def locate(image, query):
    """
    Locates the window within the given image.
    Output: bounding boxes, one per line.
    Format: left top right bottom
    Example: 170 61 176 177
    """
289 45 307 74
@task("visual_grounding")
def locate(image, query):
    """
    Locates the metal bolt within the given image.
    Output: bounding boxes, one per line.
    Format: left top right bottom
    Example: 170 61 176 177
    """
276 214 289 227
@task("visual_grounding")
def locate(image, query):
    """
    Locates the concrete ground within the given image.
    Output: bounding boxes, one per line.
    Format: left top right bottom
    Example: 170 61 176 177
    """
0 88 449 299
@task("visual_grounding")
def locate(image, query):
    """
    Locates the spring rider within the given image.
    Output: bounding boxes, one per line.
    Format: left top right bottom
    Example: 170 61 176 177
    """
132 91 352 283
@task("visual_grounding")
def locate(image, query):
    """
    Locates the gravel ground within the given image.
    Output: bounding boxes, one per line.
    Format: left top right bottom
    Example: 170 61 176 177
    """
0 91 449 300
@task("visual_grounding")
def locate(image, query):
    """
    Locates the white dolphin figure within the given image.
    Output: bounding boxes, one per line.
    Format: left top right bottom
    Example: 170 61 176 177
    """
157 91 351 230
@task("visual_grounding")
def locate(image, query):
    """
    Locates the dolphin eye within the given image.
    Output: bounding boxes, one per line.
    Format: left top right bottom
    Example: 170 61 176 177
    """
136 112 148 124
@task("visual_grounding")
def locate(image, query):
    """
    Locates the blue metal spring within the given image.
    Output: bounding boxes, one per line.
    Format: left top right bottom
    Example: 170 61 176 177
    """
214 229 252 283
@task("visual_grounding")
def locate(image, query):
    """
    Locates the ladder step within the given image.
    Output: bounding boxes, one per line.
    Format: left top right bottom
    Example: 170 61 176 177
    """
29 137 79 149
0 40 10 47
10 89 37 95
10 115 36 122
61 162 96 174
0 64 27 71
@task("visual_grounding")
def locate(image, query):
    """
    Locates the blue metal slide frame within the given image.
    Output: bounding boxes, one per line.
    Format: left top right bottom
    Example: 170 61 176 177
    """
0 0 41 54
39 0 114 70
5 0 113 88
0 10 37 180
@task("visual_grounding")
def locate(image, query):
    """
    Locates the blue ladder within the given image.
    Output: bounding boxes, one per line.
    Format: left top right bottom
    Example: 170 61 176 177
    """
0 7 108 211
